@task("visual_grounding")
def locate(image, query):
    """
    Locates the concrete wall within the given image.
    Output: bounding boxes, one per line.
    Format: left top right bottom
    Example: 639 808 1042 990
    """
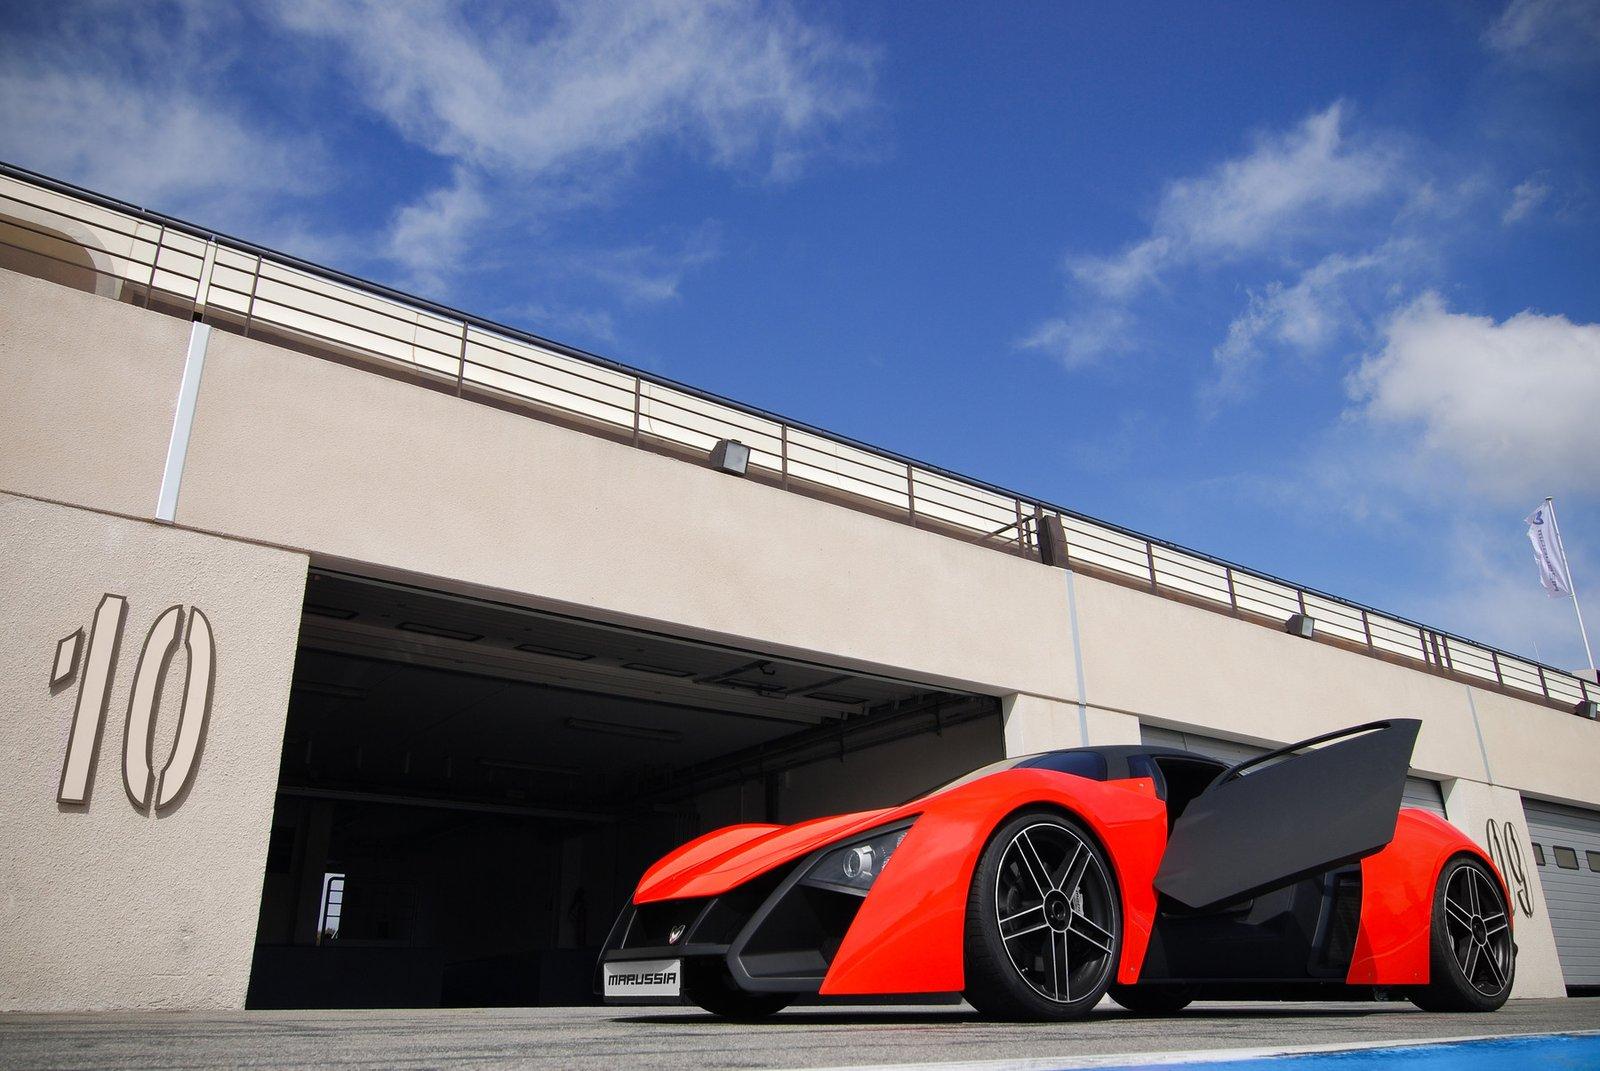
0 270 187 518
1470 686 1600 809
1002 694 1141 755
163 327 1079 705
9 262 1582 800
1066 570 1600 803
0 493 307 1010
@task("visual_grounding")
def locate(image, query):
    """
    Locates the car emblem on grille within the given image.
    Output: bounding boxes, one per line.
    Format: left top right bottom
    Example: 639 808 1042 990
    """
668 924 686 945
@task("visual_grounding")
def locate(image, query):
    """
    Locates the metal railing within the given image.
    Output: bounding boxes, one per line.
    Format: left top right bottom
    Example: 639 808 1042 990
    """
0 161 1593 716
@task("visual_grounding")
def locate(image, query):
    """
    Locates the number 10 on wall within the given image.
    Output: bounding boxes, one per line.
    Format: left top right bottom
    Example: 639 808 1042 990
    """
52 594 214 811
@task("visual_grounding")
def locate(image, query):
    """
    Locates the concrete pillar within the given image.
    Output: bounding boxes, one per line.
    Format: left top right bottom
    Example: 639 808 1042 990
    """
1001 694 1140 754
0 493 307 1010
1001 694 1079 754
1084 707 1142 746
1442 777 1567 998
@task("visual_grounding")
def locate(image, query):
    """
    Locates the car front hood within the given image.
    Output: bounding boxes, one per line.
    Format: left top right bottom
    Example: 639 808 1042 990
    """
634 805 907 903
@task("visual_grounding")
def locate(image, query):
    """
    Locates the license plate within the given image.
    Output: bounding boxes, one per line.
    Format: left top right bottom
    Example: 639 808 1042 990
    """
603 958 682 999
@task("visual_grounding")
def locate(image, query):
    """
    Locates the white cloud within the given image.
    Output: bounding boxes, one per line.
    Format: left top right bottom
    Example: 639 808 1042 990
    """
1067 237 1172 302
1069 103 1397 301
1155 103 1396 256
567 223 724 305
1205 244 1410 406
0 5 317 219
272 0 873 178
267 0 876 281
1350 292 1600 502
1486 0 1600 70
386 167 490 286
1 0 874 309
1017 307 1134 368
514 302 620 347
1026 102 1403 367
1503 176 1552 223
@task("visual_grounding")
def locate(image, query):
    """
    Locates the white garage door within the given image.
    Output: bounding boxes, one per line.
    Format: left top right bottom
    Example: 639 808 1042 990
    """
1140 726 1446 816
1523 798 1600 988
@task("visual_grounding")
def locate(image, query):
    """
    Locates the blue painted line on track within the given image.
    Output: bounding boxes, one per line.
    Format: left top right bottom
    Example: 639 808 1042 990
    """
1107 1033 1600 1071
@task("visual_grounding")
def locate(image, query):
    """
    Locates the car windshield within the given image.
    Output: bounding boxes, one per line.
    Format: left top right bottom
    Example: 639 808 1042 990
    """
905 749 1109 803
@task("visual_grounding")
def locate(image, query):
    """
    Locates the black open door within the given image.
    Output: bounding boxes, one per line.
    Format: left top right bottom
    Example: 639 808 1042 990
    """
1153 720 1422 911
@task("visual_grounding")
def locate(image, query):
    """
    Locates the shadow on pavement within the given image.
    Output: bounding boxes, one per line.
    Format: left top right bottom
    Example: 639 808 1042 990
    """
613 1004 1389 1026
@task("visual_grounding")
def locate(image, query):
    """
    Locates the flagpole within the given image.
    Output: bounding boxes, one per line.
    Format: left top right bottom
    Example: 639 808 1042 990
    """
1547 496 1597 674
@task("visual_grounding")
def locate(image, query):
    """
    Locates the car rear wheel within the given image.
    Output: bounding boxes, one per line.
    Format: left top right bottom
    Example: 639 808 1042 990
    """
964 810 1121 1021
1108 983 1195 1015
1407 855 1514 1012
682 958 791 1020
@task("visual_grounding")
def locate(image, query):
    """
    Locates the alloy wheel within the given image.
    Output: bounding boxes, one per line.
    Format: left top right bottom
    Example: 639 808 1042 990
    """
992 821 1117 1003
1442 862 1512 996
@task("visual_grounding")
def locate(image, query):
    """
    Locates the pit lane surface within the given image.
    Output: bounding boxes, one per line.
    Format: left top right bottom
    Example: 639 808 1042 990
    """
1 999 1596 1070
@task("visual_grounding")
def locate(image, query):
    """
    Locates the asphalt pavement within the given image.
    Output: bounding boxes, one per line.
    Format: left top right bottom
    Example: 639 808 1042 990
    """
1 999 1597 1071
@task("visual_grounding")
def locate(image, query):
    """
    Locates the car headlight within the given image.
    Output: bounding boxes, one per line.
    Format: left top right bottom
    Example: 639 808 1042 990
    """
801 820 916 896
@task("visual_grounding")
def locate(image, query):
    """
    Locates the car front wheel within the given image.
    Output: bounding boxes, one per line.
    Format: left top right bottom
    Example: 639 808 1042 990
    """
682 958 791 1020
963 810 1122 1021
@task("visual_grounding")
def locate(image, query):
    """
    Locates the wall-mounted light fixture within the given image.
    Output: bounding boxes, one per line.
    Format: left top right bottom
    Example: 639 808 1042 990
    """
710 438 751 476
1575 700 1599 720
1036 513 1069 568
1285 613 1316 639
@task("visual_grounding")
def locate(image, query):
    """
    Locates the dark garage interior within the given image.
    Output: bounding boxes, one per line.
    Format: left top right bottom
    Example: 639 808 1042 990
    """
246 571 1002 1008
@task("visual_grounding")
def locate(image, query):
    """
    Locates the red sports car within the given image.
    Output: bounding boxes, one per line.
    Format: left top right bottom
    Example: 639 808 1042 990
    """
599 719 1514 1020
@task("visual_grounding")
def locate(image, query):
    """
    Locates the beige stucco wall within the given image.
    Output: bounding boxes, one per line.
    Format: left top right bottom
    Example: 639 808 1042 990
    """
0 269 185 519
1067 569 1600 802
1003 693 1081 754
0 493 307 1011
1470 686 1600 808
167 328 1078 704
1001 693 1141 754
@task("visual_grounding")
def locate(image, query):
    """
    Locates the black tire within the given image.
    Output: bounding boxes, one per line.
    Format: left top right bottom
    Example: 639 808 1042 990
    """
1108 983 1196 1015
964 809 1122 1021
1407 855 1515 1012
682 958 791 1020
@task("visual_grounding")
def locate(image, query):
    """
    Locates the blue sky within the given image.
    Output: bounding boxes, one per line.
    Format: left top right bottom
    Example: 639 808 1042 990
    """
2 0 1597 670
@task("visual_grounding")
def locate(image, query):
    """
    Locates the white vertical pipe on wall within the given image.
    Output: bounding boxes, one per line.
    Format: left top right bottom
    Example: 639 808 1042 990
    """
155 321 212 523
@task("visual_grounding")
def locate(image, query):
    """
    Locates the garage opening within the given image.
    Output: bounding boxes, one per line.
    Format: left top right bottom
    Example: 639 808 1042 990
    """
246 571 1002 1008
1524 797 1600 993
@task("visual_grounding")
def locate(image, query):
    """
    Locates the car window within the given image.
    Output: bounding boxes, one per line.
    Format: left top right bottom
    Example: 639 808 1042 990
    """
1020 751 1108 780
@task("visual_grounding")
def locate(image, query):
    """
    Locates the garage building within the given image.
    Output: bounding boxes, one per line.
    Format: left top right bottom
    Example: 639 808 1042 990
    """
2 164 1597 1012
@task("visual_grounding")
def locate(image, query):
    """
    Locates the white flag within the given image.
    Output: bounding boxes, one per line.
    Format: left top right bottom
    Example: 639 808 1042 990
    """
1526 503 1574 598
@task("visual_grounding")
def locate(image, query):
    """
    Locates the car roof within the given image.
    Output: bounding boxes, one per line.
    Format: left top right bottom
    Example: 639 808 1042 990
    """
1030 744 1231 780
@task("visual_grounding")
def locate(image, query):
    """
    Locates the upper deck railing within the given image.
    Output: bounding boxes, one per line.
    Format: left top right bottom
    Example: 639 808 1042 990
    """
0 161 1592 716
